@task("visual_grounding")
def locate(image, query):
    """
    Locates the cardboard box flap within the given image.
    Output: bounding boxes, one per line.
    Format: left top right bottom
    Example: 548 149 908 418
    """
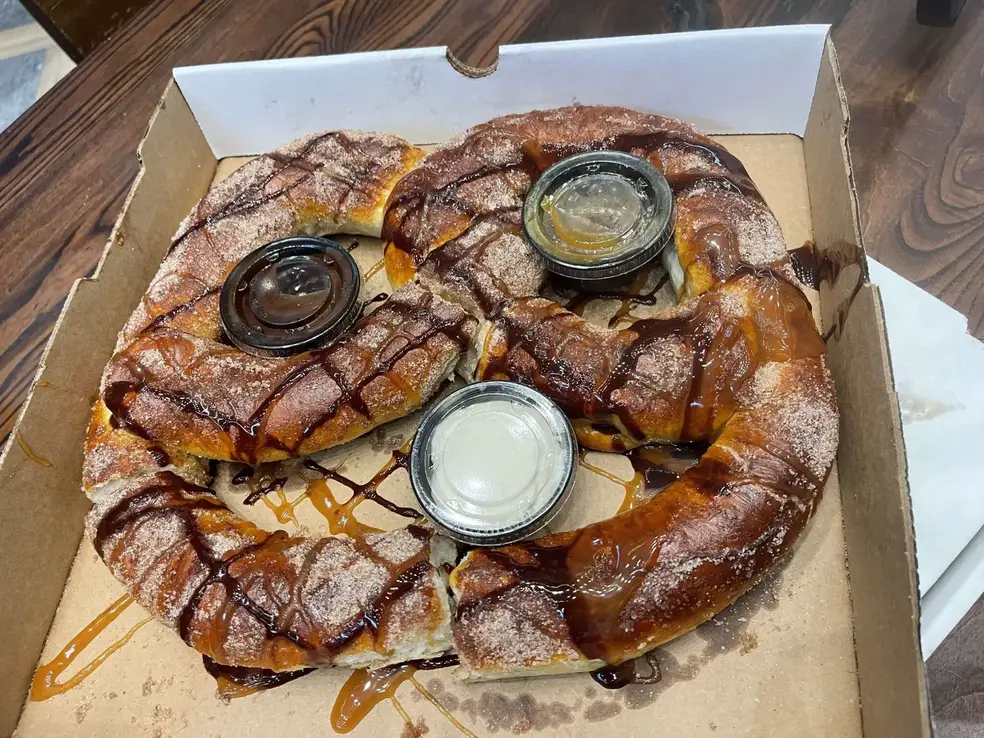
0 83 215 738
803 39 930 737
173 25 829 158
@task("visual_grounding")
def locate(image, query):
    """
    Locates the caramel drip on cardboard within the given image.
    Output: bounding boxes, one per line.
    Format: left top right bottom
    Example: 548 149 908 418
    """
331 656 467 735
331 664 417 733
364 259 385 280
232 444 416 536
16 432 52 467
31 594 152 701
579 444 703 514
304 439 418 523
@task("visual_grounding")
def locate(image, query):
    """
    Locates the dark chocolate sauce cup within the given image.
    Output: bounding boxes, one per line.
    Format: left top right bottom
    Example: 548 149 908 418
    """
220 236 362 358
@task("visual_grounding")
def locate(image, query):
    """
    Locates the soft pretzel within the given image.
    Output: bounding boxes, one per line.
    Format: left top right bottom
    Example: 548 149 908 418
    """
82 107 838 683
84 131 463 671
380 106 837 679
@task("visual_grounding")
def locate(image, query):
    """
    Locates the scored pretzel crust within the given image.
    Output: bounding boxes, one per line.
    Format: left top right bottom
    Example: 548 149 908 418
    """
83 106 839 680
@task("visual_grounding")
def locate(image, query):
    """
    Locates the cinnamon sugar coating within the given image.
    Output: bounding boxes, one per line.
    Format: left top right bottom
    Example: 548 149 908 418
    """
83 107 839 679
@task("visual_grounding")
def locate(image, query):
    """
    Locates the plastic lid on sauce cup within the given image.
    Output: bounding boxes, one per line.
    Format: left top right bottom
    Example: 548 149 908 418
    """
523 151 674 284
409 382 577 546
220 236 362 358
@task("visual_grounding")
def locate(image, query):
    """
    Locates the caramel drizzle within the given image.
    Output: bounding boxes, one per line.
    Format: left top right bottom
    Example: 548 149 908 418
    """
30 594 153 701
579 444 704 515
35 379 69 392
260 484 307 527
331 664 417 733
304 441 418 522
231 440 418 536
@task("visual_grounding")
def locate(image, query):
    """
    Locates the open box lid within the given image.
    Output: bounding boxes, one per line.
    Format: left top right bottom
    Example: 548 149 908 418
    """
0 25 928 738
174 25 830 157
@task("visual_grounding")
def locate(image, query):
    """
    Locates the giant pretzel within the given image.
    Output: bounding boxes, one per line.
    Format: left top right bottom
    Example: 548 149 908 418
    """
83 107 838 681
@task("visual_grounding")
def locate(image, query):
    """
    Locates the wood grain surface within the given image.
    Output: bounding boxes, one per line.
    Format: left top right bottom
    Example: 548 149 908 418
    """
0 0 980 732
20 0 156 61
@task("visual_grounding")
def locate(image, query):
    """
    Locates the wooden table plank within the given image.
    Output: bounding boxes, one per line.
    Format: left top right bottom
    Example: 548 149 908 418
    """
0 1 980 730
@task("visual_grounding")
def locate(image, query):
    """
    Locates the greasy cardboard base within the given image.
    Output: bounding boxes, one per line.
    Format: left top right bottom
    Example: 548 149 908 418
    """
15 136 862 737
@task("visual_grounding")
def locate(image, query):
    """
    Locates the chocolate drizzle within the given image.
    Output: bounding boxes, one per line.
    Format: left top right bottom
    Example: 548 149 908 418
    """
243 475 287 506
481 266 823 446
92 471 436 666
788 240 868 342
92 473 307 650
359 291 389 318
143 287 220 333
91 108 840 685
556 270 669 326
418 209 525 318
411 653 460 670
590 650 661 689
304 451 419 521
166 131 359 260
202 654 314 695
456 437 819 664
103 291 474 463
384 121 763 270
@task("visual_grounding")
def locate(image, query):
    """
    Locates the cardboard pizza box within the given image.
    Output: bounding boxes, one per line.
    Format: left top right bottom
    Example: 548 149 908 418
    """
0 25 929 737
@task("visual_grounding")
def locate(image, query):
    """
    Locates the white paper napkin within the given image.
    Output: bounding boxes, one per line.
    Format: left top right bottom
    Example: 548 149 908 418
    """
868 258 984 658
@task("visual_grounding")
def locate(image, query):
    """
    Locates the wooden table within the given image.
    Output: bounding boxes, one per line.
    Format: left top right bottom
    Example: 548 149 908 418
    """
0 0 980 732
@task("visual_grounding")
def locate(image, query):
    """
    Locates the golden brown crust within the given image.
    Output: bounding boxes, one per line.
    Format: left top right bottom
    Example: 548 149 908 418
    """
85 107 840 680
84 130 460 672
377 106 838 680
99 282 476 464
86 471 452 670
